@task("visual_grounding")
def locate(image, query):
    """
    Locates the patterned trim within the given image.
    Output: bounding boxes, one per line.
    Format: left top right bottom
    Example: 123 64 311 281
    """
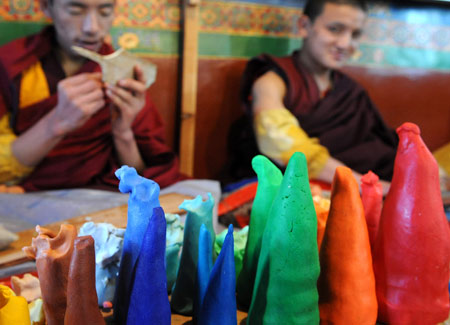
0 0 47 22
1 1 449 70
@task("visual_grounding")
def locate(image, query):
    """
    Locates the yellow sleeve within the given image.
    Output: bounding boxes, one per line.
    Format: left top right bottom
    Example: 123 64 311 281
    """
433 142 450 175
0 114 34 184
254 108 330 178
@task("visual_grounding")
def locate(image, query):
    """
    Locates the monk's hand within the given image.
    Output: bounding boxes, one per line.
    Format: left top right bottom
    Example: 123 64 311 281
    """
50 73 104 136
106 65 147 139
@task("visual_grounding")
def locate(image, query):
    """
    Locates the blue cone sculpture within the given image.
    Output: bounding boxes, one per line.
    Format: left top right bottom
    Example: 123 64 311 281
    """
198 225 237 325
194 224 213 322
114 166 160 323
127 207 171 325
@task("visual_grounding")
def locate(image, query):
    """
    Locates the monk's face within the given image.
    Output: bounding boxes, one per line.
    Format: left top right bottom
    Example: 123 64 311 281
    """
42 0 115 57
301 2 366 70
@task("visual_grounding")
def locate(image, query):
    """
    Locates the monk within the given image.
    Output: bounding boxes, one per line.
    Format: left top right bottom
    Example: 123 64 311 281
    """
234 0 396 193
0 0 184 191
235 0 450 193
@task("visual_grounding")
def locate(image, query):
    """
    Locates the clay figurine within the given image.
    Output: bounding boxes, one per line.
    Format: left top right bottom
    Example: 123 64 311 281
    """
127 207 171 325
171 193 215 315
194 224 213 322
0 285 30 324
11 273 41 303
373 122 450 324
198 225 236 325
113 165 161 323
64 236 105 325
214 225 248 280
247 152 320 324
165 213 184 294
318 167 377 324
236 155 282 309
360 170 383 252
28 298 45 325
79 222 125 306
23 224 77 325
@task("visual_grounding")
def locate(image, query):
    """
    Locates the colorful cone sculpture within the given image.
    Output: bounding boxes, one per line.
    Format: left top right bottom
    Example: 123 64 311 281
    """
0 285 31 325
127 207 171 325
318 167 377 324
65 236 105 325
314 196 329 251
194 224 213 322
23 225 77 325
236 155 282 309
198 225 237 325
114 166 160 323
171 193 215 315
247 152 320 324
166 243 182 294
374 122 450 324
361 171 383 253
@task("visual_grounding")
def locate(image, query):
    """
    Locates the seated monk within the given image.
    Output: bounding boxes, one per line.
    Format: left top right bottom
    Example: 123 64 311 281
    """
0 0 184 192
233 0 449 194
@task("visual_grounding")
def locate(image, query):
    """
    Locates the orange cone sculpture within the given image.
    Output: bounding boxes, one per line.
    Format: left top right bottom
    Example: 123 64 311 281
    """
361 171 383 253
373 122 450 324
318 167 377 324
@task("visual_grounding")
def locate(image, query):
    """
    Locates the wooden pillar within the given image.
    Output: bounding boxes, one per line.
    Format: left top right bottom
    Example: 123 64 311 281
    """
179 0 200 176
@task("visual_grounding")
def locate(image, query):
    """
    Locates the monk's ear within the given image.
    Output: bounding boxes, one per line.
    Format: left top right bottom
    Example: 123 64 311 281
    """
298 15 311 38
39 0 52 19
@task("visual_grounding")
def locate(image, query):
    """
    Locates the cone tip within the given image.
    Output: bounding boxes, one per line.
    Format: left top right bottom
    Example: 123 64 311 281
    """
361 170 379 185
396 122 420 136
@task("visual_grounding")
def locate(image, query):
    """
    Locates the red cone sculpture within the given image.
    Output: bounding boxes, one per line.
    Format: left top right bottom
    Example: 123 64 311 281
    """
361 171 383 253
373 122 450 324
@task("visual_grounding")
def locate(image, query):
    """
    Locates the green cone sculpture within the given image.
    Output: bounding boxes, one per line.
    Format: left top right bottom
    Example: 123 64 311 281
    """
170 193 216 315
236 155 282 309
247 152 320 324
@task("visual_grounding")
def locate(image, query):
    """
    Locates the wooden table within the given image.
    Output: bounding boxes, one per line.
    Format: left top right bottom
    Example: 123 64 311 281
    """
0 193 190 265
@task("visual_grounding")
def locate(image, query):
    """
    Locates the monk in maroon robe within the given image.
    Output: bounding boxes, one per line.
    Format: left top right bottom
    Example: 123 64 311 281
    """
240 50 398 181
0 23 184 191
229 0 397 191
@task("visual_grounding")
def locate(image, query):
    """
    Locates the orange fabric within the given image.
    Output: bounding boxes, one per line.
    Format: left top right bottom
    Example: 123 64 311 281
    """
318 167 377 324
19 61 50 109
0 185 25 193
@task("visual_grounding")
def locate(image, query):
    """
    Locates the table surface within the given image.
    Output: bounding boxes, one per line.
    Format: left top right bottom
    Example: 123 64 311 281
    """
0 192 249 323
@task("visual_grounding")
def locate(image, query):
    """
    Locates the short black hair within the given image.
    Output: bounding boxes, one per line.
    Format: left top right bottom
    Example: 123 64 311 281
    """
303 0 368 22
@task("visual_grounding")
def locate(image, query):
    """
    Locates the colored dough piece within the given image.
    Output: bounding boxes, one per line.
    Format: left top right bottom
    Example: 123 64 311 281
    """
318 166 377 324
127 207 171 325
171 193 216 315
374 122 450 324
236 155 282 309
113 165 161 323
247 152 320 324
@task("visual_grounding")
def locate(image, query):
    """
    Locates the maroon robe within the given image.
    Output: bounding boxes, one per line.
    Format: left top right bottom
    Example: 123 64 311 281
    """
0 27 184 191
240 51 398 181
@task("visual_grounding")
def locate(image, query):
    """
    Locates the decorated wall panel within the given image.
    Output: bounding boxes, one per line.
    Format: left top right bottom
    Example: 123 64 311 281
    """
1 0 449 70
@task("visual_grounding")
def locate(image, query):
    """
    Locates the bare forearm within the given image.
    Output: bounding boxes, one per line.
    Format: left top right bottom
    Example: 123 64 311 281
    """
113 129 146 173
316 157 360 184
317 157 390 195
11 110 65 167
